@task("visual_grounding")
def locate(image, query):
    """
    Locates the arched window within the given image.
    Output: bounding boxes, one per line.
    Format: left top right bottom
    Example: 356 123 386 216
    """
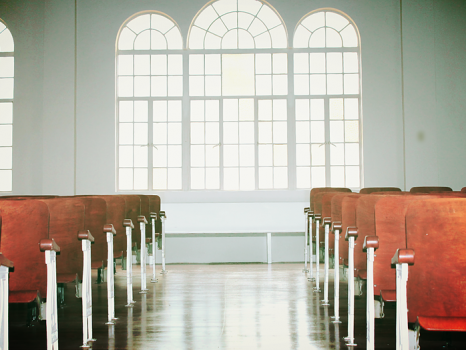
293 10 362 189
188 0 289 190
116 12 183 191
0 20 14 192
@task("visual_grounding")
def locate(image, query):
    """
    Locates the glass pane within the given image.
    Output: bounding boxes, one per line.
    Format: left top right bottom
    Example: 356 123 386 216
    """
134 101 148 122
153 101 167 122
127 14 150 34
189 76 204 96
272 120 287 142
345 98 359 119
301 12 325 33
134 168 148 189
206 145 220 166
119 146 133 167
341 25 358 47
132 123 147 146
168 123 182 144
223 122 239 144
346 166 360 188
168 168 182 190
293 25 310 48
345 121 359 142
168 54 183 75
224 99 238 121
222 29 238 49
224 168 239 191
239 144 254 166
0 169 12 191
345 143 359 165
329 98 343 120
223 145 239 166
239 99 254 121
0 25 14 52
117 77 133 97
310 53 325 73
330 121 344 142
239 122 254 144
273 75 287 95
134 146 148 167
119 168 133 190
296 121 310 143
134 55 150 75
168 100 182 121
273 145 287 166
310 99 325 120
274 167 288 188
0 147 12 169
205 75 221 97
118 55 133 76
191 145 205 167
240 167 255 191
310 75 326 95
0 102 13 124
168 76 183 96
311 144 325 166
327 74 343 95
297 167 311 188
273 53 287 74
295 99 309 120
254 32 272 49
206 100 220 121
255 74 272 95
326 28 342 47
344 74 359 94
258 145 273 166
153 145 167 167
258 167 273 189
205 122 219 144
205 54 221 75
191 122 205 144
273 100 287 120
150 76 167 96
209 18 228 38
326 12 349 31
255 54 272 74
330 143 344 165
119 124 133 145
118 28 136 50
294 53 309 74
294 75 309 95
309 28 325 48
310 121 325 143
258 122 272 143
190 100 204 121
222 54 255 96
153 168 167 190
188 27 206 49
258 100 272 121
189 54 204 74
311 167 326 187
134 76 150 96
344 53 359 73
191 168 205 189
327 53 343 73
239 30 254 49
206 168 220 189
330 166 345 187
296 144 310 166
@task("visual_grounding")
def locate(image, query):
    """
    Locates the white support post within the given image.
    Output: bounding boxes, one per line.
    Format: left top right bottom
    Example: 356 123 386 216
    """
322 222 330 306
396 263 409 350
150 214 158 283
123 220 135 307
332 229 341 324
79 231 96 349
104 225 117 325
366 247 375 350
314 218 321 292
303 208 310 273
138 216 149 294
345 236 357 346
308 212 315 282
40 239 60 350
160 211 167 274
267 233 272 264
0 254 13 350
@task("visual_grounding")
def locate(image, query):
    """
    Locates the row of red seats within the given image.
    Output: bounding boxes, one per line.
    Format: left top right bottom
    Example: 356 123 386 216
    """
0 194 163 349
304 186 466 348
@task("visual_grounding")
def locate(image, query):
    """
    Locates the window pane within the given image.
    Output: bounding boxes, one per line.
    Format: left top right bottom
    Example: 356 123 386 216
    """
0 125 12 146
258 122 272 143
345 143 359 165
224 99 238 121
153 168 167 190
206 168 220 189
311 144 325 166
206 145 220 166
327 74 343 95
168 76 183 96
239 122 254 143
134 55 150 75
191 145 205 167
239 145 254 166
310 99 325 120
330 166 344 187
326 53 342 73
310 121 324 143
273 145 287 166
190 100 204 121
205 122 219 144
168 100 182 121
134 123 148 145
258 100 272 121
118 77 133 97
296 121 310 143
345 98 359 119
224 145 239 166
205 76 221 96
134 146 148 167
0 147 12 169
330 121 344 142
168 123 182 144
189 76 204 96
134 76 150 96
168 54 183 75
153 123 167 144
191 168 205 189
223 122 239 144
153 101 167 122
311 167 325 187
345 166 360 187
255 74 272 95
273 99 287 120
273 75 287 95
294 53 309 74
344 53 359 73
168 168 182 190
0 170 12 191
310 75 326 95
345 121 359 142
310 53 325 73
133 168 147 189
206 100 220 121
330 143 344 165
168 145 182 167
153 146 167 167
190 54 204 74
119 168 133 190
255 54 271 74
259 167 273 189
119 124 133 145
294 75 309 95
295 99 309 120
258 145 273 166
329 98 343 120
344 74 359 94
297 167 311 188
191 123 205 144
239 99 254 121
118 55 133 75
222 54 255 96
273 53 287 74
240 167 255 191
151 76 167 96
274 167 288 188
0 103 13 124
224 168 239 190
273 122 287 143
296 144 310 166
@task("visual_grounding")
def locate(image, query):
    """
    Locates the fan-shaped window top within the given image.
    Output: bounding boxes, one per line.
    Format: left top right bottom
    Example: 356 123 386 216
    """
189 0 287 49
294 11 358 48
0 21 14 52
118 13 183 50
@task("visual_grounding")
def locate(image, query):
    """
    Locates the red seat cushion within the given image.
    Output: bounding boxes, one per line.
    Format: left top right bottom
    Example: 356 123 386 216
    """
91 261 104 269
57 273 77 284
380 290 396 302
418 316 466 332
9 290 40 304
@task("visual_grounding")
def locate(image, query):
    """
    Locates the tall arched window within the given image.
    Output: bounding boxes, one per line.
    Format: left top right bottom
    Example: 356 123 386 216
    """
116 12 183 191
0 20 14 192
188 0 289 190
293 10 362 189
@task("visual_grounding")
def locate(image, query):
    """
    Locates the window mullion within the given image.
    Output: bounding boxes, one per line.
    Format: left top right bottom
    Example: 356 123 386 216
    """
183 51 191 191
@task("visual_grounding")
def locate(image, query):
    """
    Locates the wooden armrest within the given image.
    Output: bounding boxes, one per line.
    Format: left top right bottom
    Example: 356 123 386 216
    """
123 219 134 228
313 213 322 221
363 236 379 251
103 224 116 235
345 226 358 241
159 211 166 218
0 253 13 268
391 249 415 265
39 239 60 252
331 221 342 232
150 212 157 219
304 207 310 214
78 230 95 242
323 217 332 226
138 215 148 224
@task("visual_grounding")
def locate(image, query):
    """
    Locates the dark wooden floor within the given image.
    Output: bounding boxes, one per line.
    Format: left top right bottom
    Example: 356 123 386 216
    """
9 263 466 349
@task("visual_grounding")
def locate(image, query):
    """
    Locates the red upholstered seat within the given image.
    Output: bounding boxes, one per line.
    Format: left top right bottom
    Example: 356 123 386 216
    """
417 317 466 332
409 186 452 193
9 290 40 304
339 194 363 265
57 273 78 284
380 290 396 302
118 195 142 248
461 187 466 193
359 187 401 194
